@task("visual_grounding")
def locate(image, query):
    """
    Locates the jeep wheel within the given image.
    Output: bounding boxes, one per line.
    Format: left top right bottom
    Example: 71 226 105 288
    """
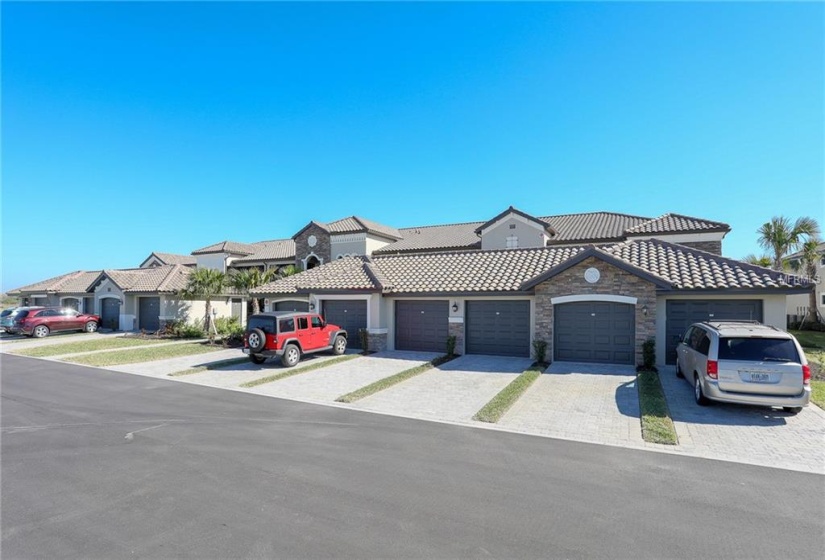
247 328 267 353
281 344 301 368
250 354 266 365
332 335 347 355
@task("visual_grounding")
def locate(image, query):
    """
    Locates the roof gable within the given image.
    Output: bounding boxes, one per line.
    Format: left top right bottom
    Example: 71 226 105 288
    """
475 206 556 236
191 241 257 256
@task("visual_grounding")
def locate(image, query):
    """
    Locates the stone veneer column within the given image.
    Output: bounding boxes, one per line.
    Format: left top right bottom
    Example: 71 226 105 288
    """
367 332 388 352
534 257 657 365
294 224 332 268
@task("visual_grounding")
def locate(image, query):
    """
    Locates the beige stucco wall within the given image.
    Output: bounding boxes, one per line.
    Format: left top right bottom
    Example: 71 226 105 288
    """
365 234 393 255
196 254 228 272
480 215 548 251
161 296 234 326
330 233 366 260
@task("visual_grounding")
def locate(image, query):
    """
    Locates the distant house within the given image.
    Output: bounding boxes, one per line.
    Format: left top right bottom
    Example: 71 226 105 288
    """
784 242 825 322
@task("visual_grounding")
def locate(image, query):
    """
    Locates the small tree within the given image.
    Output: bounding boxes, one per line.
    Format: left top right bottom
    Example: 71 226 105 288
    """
180 268 226 343
228 268 277 315
757 216 820 271
800 239 823 324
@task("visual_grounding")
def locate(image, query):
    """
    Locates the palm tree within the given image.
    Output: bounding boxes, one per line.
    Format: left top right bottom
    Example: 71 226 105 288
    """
799 239 822 323
227 268 277 315
756 216 820 271
742 254 772 267
180 268 226 342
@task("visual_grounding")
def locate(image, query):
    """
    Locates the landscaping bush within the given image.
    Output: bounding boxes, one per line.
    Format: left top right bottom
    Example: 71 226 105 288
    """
163 319 205 339
214 316 244 346
532 339 548 365
358 328 369 353
637 338 657 372
446 335 457 356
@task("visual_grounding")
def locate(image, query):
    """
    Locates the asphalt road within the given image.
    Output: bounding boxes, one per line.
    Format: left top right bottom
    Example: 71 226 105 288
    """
2 354 823 559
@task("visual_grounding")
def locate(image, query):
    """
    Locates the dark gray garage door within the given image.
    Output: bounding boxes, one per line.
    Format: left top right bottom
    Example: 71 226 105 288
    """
395 300 449 352
554 302 635 364
101 298 120 330
466 300 530 357
274 300 309 312
665 300 763 364
323 300 367 349
139 297 160 332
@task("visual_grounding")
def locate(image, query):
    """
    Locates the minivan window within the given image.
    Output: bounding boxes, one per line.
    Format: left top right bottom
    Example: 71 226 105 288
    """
696 335 711 356
718 338 800 363
247 317 276 334
279 318 295 333
689 327 705 350
1 309 14 318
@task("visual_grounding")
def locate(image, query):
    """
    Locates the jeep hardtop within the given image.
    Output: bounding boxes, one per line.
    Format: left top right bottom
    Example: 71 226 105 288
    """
243 311 348 367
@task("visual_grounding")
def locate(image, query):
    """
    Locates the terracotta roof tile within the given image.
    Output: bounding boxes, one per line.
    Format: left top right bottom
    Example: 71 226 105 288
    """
149 252 197 266
233 239 296 263
251 257 377 294
624 213 730 235
191 240 257 255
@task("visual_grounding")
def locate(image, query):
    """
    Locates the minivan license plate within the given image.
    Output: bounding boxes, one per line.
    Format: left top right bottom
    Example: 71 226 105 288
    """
749 372 770 383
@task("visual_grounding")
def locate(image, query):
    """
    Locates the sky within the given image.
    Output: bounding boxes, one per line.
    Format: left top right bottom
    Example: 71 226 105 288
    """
2 1 823 292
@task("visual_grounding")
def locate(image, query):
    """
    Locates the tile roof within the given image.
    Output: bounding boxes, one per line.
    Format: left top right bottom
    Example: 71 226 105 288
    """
148 252 197 266
373 222 484 254
97 265 192 293
624 213 730 235
475 206 556 235
8 270 100 294
296 216 403 240
603 239 802 290
191 241 258 255
541 212 651 243
254 240 809 296
232 239 296 263
251 257 378 294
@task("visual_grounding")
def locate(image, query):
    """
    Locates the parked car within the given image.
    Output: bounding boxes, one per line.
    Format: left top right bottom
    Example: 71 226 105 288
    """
2 307 44 334
676 321 810 413
243 311 348 366
16 307 101 338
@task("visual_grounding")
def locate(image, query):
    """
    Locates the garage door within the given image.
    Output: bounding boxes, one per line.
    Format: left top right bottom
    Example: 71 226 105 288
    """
322 300 367 349
139 297 160 332
274 300 309 312
466 300 530 357
101 298 120 330
33 297 49 307
395 300 449 352
554 302 635 364
665 300 763 364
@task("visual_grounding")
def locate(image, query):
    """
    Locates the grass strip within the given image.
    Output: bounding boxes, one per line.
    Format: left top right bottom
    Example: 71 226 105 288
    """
473 366 543 423
63 342 225 367
335 354 454 403
169 357 252 377
811 380 825 410
11 337 169 357
240 355 359 388
637 369 678 445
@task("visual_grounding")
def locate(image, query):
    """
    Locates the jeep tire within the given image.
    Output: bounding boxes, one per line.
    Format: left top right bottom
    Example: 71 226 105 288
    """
281 344 301 368
248 328 267 353
332 334 347 355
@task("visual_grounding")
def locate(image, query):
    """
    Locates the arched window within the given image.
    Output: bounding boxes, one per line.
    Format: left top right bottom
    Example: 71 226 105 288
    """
306 256 320 269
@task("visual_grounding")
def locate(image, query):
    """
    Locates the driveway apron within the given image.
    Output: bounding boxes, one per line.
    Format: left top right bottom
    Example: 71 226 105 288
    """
499 361 644 447
248 350 439 402
352 355 531 423
659 366 825 474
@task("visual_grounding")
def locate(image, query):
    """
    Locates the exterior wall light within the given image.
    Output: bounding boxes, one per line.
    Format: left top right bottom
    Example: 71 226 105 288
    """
309 302 316 310
642 305 648 316
451 302 459 312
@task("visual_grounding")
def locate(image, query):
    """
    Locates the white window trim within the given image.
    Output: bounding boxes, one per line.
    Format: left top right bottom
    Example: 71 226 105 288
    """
550 294 638 305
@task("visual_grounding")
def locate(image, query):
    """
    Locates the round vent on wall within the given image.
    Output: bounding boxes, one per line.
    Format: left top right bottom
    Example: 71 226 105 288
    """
308 235 317 247
584 267 600 284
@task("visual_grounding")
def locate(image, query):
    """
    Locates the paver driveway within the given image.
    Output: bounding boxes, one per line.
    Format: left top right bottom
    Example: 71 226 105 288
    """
499 362 644 447
659 366 825 474
249 350 438 402
351 355 532 423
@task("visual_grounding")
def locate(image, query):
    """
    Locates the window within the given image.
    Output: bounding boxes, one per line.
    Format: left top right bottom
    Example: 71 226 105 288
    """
718 338 800 363
297 317 308 330
247 317 276 334
820 256 825 267
60 309 79 317
696 335 711 356
311 316 323 328
821 294 825 306
506 235 518 249
279 318 295 332
689 327 705 350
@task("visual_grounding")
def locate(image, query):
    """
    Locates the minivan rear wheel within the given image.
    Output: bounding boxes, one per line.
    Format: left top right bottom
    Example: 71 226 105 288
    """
694 374 710 406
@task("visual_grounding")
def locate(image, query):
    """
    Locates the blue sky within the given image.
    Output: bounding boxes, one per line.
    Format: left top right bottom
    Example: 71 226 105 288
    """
2 1 823 292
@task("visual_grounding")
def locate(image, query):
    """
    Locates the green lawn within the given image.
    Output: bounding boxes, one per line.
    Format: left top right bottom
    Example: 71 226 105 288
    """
240 355 359 387
473 366 543 423
637 369 678 445
12 337 171 358
63 342 225 367
336 355 455 403
790 330 825 409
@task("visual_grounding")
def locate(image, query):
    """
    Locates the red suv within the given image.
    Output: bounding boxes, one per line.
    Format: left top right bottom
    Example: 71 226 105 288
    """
243 312 348 366
18 308 101 338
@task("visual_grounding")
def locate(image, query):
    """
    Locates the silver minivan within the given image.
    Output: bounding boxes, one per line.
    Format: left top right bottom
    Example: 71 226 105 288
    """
676 321 811 413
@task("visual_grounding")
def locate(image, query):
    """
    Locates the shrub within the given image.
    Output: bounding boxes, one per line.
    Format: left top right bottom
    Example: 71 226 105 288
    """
163 319 205 339
214 316 244 346
358 328 369 353
638 338 657 372
532 339 548 364
446 335 457 356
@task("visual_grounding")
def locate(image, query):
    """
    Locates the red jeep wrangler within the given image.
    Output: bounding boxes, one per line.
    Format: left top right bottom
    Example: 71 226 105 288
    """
243 312 348 366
